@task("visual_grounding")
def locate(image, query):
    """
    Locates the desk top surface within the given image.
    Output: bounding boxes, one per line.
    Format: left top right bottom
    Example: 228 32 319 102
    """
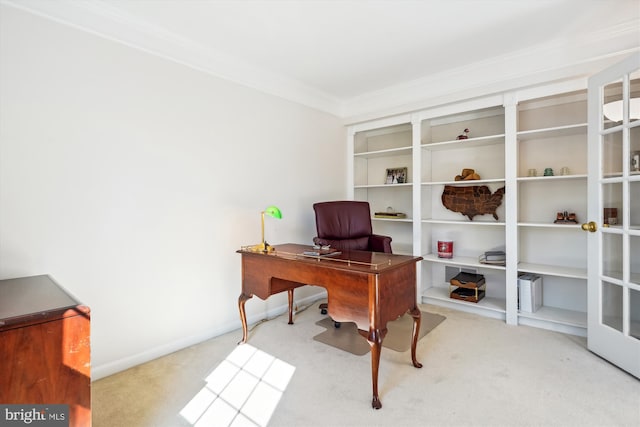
238 243 422 273
0 275 85 328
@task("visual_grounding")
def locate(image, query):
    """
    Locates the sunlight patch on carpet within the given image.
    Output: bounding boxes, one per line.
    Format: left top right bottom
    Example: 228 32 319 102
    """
179 344 295 427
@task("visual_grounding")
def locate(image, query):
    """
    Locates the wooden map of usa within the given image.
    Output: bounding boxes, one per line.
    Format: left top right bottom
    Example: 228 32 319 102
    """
441 185 505 220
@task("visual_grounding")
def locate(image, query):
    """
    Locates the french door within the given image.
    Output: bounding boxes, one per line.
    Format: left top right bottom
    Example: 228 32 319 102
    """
586 52 640 379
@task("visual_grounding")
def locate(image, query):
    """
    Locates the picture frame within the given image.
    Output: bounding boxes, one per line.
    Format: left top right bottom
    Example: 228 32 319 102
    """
385 167 408 184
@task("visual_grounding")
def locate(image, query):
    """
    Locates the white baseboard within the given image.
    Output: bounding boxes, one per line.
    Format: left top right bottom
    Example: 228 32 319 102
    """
91 291 326 380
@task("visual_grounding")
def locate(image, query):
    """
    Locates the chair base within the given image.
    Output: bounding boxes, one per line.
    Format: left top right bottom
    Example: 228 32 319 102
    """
319 302 341 328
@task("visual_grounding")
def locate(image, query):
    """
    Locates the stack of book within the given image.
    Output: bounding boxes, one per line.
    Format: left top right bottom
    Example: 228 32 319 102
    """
479 250 506 266
373 211 406 219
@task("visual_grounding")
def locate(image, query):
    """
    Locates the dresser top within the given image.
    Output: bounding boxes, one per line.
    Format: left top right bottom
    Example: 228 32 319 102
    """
0 275 86 328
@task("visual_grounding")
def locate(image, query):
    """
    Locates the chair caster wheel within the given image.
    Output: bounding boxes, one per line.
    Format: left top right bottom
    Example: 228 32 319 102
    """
334 322 341 328
321 309 327 315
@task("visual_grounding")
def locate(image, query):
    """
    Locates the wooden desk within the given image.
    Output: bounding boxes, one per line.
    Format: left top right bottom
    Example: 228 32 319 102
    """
0 275 91 427
237 243 423 409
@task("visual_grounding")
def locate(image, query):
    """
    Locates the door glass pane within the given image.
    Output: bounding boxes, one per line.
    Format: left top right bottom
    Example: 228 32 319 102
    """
603 131 623 177
632 234 640 285
602 281 623 332
602 232 623 279
632 180 640 230
603 79 623 129
602 182 622 226
631 288 640 340
630 71 640 124
632 126 640 176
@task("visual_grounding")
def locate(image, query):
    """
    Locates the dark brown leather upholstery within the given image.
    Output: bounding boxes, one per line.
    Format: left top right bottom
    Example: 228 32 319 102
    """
312 201 393 324
313 201 392 253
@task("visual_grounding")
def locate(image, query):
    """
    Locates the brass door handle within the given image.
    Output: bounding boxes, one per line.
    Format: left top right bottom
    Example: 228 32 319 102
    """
581 221 597 232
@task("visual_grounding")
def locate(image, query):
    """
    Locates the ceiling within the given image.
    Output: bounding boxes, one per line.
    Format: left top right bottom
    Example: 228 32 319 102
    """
4 0 640 119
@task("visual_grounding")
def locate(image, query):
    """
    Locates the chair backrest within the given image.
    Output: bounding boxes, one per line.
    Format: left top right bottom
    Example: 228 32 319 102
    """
313 201 373 251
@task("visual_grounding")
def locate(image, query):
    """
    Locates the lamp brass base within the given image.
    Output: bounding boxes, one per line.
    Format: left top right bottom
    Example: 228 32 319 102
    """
248 242 275 253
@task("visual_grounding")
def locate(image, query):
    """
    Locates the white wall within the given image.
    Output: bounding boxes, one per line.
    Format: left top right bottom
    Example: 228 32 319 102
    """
0 6 346 379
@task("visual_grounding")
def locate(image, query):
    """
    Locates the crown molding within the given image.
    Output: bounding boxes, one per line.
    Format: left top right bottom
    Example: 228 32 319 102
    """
1 0 343 116
342 19 640 122
3 1 639 121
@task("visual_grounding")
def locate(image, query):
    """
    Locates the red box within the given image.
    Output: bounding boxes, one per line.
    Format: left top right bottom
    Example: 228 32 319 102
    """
438 240 453 258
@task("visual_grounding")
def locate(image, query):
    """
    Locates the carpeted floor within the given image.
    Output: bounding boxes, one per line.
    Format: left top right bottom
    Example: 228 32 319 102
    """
92 303 640 427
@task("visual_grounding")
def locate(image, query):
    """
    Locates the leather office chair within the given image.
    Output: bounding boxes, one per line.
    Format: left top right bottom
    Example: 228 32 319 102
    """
312 201 393 326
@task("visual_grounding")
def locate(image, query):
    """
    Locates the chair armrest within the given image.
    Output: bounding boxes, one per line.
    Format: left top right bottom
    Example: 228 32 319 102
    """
370 234 393 253
313 236 371 251
314 235 392 253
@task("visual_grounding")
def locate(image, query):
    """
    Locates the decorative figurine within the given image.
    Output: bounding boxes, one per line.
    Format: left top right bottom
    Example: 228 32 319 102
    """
457 128 470 140
454 168 481 181
554 211 578 224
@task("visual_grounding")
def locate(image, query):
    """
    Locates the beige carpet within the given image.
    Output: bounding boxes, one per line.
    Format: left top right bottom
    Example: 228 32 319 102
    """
313 311 445 355
92 304 640 427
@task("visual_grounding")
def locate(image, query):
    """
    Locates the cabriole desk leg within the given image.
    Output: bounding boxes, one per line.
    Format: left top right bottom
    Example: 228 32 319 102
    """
287 289 294 325
361 328 384 409
238 293 252 344
410 307 423 368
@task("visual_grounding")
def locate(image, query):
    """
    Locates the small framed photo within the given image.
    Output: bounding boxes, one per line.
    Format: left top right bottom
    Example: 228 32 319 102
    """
385 167 408 184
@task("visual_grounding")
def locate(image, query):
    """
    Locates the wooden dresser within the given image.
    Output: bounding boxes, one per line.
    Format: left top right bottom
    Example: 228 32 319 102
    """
0 275 91 426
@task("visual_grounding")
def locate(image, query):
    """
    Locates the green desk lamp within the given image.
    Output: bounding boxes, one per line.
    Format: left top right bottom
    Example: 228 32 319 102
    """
251 205 282 253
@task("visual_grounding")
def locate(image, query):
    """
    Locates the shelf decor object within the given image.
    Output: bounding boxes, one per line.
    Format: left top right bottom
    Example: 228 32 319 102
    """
554 211 578 224
454 168 481 181
449 271 486 303
631 151 640 172
518 274 542 312
479 250 506 265
249 205 282 253
441 185 505 220
603 208 618 225
437 240 454 258
374 207 406 219
456 128 470 140
385 167 408 184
